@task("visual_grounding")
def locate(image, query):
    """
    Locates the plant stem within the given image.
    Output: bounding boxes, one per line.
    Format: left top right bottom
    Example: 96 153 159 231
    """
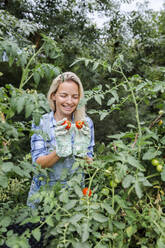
119 66 142 158
19 45 43 90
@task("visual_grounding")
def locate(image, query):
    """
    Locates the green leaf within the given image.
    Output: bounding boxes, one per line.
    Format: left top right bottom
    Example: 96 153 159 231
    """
0 216 11 227
46 216 54 227
161 166 165 181
72 241 90 248
74 184 83 198
69 213 85 225
81 222 89 242
134 181 143 199
59 191 69 203
33 71 40 85
25 102 34 118
92 62 99 71
0 174 8 188
126 155 145 171
113 221 125 229
63 200 77 210
126 225 137 238
142 148 158 160
94 95 102 105
32 228 41 242
111 90 119 102
16 96 26 114
107 97 115 106
29 216 40 224
101 203 115 215
100 111 109 120
1 162 13 172
122 175 134 188
92 213 108 223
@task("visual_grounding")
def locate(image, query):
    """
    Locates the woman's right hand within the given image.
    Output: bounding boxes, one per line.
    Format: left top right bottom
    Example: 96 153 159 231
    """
55 118 73 157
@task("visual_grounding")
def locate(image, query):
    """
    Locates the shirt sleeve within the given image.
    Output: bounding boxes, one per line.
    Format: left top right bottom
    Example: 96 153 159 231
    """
86 116 95 158
31 118 49 163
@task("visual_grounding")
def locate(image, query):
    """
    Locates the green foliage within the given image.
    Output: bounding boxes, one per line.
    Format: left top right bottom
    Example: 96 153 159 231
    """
1 1 165 247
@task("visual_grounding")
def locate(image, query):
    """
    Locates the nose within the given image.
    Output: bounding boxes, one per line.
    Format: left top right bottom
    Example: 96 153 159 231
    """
66 95 72 104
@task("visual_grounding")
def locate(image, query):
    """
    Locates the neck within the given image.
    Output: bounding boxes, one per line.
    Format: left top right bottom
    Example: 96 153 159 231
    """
54 112 72 122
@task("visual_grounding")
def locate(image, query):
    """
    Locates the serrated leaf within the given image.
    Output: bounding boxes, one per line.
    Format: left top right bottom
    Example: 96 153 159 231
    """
1 162 13 172
126 225 137 238
46 216 54 227
161 166 165 181
69 213 85 225
81 222 89 242
33 71 40 85
25 102 34 118
134 181 143 199
94 95 102 105
126 155 144 171
0 174 8 188
92 62 99 71
74 184 83 198
92 213 108 223
16 96 26 114
122 175 134 188
107 97 115 106
111 90 119 102
101 203 115 215
32 228 41 242
64 200 77 210
59 191 69 203
113 221 125 229
142 148 158 160
100 111 108 120
0 216 11 227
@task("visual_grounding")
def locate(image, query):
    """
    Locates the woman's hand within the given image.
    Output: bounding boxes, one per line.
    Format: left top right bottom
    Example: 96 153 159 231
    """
73 121 91 157
55 118 73 157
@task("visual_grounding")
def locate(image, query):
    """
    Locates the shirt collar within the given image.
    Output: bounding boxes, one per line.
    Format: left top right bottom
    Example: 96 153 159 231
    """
49 111 75 128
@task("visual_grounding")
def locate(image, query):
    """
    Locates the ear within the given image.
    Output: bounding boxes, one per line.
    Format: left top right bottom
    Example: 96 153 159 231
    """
51 92 56 101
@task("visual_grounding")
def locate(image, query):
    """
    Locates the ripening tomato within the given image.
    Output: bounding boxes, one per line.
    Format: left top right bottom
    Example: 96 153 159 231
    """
101 188 109 196
159 110 164 115
158 120 163 126
82 187 92 197
62 120 71 130
151 159 160 166
76 120 84 129
156 164 163 172
109 180 117 188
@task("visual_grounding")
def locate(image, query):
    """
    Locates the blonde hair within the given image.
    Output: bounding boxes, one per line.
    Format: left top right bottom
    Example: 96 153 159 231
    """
47 72 86 121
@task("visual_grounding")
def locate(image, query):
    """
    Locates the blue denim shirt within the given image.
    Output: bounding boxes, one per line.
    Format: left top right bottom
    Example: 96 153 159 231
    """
27 111 95 207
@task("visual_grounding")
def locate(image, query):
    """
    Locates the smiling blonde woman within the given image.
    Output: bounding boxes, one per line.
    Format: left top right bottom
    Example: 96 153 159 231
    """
27 72 95 208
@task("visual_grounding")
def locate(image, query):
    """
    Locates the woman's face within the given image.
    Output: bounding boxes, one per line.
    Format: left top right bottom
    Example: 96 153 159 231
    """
52 80 79 120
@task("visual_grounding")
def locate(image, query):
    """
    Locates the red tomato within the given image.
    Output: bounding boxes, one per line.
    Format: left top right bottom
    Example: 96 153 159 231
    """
62 120 71 130
76 120 84 129
82 187 92 197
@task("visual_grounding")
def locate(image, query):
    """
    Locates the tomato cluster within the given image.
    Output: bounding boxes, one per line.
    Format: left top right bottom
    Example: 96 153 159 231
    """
75 120 84 129
151 158 164 172
61 120 84 130
62 120 71 130
82 187 92 197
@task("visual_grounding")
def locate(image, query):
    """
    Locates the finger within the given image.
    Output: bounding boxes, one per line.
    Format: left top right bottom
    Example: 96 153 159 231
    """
55 124 68 133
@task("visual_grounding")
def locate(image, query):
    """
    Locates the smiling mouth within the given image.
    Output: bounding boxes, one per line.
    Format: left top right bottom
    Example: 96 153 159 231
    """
63 106 73 111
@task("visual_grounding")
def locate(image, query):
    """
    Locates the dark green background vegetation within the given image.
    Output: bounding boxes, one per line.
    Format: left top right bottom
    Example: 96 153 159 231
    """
1 0 165 247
